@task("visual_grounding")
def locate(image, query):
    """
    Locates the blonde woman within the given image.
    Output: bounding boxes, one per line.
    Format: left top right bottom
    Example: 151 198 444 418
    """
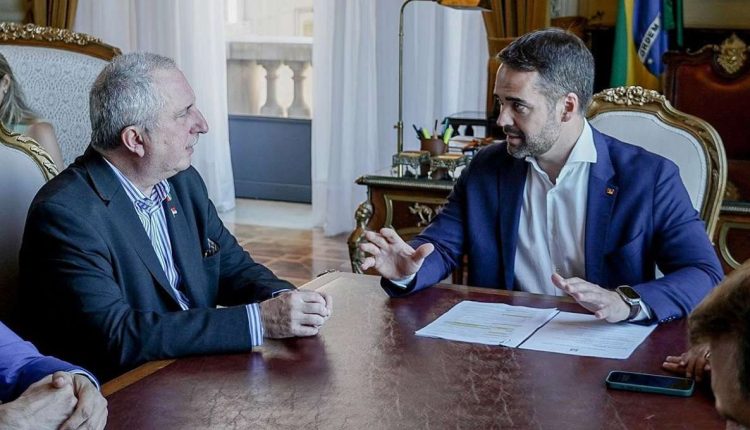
0 53 63 170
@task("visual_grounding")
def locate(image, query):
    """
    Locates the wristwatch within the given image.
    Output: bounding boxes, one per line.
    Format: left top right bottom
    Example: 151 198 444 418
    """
616 286 642 321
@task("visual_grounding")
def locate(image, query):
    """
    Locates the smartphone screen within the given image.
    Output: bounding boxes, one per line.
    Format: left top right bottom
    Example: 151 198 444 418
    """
606 371 694 396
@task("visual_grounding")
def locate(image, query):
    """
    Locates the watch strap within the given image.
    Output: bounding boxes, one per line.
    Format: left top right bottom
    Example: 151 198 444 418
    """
626 302 641 320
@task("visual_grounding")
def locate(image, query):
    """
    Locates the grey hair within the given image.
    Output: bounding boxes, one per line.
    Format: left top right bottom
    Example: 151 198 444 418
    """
0 52 39 127
498 28 594 114
89 52 177 151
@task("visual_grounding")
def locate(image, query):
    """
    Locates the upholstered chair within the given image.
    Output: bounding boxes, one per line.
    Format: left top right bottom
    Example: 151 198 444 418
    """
0 122 56 324
664 34 750 201
0 22 120 166
587 85 727 239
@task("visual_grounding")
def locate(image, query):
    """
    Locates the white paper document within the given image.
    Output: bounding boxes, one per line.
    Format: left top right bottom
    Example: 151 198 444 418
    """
415 301 657 359
415 301 559 347
518 311 658 359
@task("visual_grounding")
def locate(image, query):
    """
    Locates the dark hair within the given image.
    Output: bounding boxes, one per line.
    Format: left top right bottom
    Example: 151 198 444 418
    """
497 27 594 113
689 265 750 398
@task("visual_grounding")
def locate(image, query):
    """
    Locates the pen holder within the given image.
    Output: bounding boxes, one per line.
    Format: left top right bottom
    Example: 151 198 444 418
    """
420 138 447 156
420 138 447 179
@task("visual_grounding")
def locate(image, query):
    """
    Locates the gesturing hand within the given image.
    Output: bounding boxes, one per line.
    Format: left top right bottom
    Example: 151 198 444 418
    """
358 228 434 280
551 273 630 323
261 290 332 338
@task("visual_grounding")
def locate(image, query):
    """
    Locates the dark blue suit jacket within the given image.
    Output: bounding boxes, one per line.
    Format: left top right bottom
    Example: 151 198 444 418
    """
383 128 722 323
20 148 294 380
0 322 84 402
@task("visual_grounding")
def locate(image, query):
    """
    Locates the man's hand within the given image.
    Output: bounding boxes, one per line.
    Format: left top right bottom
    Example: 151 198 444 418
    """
663 343 711 381
261 290 332 338
551 273 630 323
358 228 434 280
0 372 76 429
60 373 108 430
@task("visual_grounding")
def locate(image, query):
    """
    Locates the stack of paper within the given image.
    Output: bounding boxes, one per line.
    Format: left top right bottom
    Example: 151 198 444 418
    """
415 301 657 359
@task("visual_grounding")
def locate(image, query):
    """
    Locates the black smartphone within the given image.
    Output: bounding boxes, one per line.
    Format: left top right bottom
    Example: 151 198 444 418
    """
605 370 695 397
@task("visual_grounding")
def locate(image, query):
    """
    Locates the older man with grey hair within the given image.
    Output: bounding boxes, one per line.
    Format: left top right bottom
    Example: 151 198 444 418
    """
19 52 332 381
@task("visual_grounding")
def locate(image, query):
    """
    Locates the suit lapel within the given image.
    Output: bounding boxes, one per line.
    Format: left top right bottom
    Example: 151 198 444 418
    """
497 157 527 289
82 148 182 306
585 130 618 285
162 190 207 308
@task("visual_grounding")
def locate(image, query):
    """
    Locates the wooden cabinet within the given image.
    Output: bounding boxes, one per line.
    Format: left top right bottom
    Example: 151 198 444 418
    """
347 173 453 274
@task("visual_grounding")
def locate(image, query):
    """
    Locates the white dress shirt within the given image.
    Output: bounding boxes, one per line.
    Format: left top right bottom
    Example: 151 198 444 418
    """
514 121 596 295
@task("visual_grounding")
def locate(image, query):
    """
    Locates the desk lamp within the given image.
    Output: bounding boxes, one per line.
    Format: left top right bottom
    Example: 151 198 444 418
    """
395 0 492 158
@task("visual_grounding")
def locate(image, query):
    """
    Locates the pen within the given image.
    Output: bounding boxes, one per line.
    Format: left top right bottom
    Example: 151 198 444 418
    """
420 128 432 139
442 125 454 144
412 124 422 139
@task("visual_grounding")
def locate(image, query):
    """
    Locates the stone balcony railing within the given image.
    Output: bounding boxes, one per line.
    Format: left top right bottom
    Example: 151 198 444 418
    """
226 36 313 118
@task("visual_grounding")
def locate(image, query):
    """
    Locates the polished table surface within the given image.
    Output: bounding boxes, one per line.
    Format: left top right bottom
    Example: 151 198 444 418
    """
103 273 723 429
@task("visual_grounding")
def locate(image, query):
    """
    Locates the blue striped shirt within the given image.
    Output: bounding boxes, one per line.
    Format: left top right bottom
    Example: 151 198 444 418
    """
105 160 263 346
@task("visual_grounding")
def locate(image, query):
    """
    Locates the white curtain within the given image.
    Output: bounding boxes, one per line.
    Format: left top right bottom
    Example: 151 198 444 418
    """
74 0 236 212
312 0 487 236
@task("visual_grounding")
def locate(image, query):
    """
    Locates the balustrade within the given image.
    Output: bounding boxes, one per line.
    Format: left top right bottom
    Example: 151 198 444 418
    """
227 38 312 118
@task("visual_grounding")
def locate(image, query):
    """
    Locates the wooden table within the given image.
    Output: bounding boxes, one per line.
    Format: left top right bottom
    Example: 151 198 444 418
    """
103 273 723 429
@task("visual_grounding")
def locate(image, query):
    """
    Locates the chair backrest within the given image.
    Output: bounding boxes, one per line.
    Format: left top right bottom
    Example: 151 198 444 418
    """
0 22 120 166
664 33 750 201
587 85 727 239
0 122 56 323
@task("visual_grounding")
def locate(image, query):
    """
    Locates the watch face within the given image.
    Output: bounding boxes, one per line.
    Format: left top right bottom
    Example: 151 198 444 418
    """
618 286 640 300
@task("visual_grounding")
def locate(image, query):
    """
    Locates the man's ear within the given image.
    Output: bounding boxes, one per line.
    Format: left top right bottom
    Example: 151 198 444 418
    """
560 92 580 122
120 126 146 157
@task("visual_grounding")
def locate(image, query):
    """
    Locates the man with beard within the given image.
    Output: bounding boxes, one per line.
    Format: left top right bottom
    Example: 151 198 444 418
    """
20 52 331 380
359 28 721 324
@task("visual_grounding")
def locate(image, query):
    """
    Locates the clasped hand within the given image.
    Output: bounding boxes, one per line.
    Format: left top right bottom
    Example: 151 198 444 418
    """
0 371 107 430
261 290 332 338
358 228 434 279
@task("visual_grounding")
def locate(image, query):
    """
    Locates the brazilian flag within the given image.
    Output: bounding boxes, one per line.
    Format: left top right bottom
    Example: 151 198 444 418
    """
610 0 682 90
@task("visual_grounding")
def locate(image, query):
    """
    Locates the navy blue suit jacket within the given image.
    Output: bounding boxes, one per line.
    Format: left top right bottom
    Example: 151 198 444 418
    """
20 148 294 380
0 322 85 402
382 128 722 322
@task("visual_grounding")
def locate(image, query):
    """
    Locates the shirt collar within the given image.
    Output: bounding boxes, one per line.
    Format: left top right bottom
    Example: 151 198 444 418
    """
103 158 171 210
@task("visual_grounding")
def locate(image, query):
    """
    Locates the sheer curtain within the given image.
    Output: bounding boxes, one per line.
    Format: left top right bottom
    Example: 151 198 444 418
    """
312 0 487 236
74 0 236 211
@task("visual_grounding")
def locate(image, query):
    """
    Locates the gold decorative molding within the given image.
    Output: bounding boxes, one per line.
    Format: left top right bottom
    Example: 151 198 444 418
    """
596 86 666 106
0 22 121 60
384 194 447 239
409 202 443 227
0 122 57 180
0 22 102 46
716 33 748 75
347 201 373 274
718 221 750 270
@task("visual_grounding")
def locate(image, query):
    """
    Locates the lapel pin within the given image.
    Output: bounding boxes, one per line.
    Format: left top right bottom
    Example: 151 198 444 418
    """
170 206 178 216
606 187 616 196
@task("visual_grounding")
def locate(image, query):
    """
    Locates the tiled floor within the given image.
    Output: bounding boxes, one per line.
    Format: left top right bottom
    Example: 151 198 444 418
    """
221 199 352 287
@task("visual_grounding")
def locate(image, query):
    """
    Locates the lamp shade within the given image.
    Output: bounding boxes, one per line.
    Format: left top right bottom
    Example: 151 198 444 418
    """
437 0 492 10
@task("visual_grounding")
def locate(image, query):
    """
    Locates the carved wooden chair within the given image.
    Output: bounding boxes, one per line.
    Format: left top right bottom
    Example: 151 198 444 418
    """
0 122 56 324
587 86 727 239
0 22 120 166
664 34 750 201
